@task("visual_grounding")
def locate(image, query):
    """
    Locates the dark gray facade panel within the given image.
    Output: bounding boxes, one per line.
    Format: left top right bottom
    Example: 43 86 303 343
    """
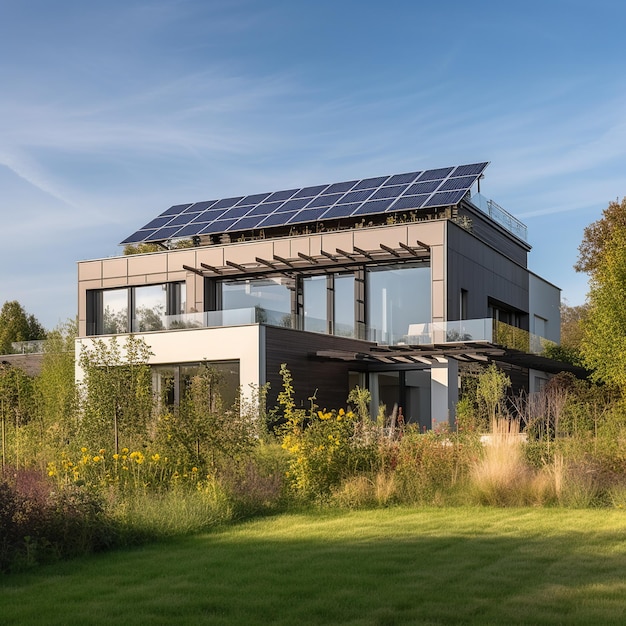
264 326 373 411
462 207 529 266
446 223 529 326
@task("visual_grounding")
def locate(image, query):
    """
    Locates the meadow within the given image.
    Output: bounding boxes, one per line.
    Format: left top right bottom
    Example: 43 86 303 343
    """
2 506 626 625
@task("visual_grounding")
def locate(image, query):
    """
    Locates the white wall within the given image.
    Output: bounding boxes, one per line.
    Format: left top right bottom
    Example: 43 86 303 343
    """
529 273 561 343
75 324 264 400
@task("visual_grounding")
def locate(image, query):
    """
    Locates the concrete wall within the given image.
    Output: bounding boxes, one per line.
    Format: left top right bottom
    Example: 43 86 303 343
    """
75 324 264 400
529 273 561 343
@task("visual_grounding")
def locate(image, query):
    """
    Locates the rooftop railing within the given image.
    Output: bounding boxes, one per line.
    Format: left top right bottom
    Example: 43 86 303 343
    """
470 193 528 242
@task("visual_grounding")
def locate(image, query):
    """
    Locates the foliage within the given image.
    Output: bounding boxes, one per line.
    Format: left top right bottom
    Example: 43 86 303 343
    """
278 364 380 499
579 222 626 391
574 197 626 391
123 240 195 255
0 362 35 471
0 300 46 354
0 469 113 573
575 196 626 274
394 427 480 504
78 335 154 451
475 363 511 425
30 321 78 467
156 363 256 474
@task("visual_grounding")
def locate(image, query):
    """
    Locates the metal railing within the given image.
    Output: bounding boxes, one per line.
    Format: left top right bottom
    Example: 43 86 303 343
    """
470 193 528 241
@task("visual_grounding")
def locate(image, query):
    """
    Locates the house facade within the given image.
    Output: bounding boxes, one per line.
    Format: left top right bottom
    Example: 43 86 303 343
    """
76 162 564 429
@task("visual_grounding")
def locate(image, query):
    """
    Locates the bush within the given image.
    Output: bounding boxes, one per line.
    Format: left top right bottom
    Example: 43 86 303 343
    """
394 428 479 505
0 469 113 573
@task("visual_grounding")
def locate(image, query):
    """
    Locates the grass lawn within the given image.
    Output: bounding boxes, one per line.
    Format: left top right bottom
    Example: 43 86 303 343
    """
2 507 626 625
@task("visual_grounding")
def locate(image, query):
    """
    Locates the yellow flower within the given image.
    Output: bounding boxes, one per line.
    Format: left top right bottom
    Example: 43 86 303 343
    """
192 467 198 472
121 447 129 455
113 453 120 460
81 447 87 453
93 456 101 463
338 408 345 416
151 453 160 462
99 448 105 455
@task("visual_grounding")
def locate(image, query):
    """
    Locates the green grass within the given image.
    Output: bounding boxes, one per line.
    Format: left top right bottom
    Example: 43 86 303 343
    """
2 507 626 625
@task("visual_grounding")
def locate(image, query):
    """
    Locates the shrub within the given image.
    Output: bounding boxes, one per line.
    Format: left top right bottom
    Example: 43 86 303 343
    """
394 428 479 505
0 468 113 573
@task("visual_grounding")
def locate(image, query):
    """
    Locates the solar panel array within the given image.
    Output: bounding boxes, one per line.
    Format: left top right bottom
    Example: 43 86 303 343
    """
121 162 489 245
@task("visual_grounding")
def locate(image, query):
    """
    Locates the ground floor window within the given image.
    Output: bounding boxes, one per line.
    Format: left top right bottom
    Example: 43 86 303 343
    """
152 360 240 409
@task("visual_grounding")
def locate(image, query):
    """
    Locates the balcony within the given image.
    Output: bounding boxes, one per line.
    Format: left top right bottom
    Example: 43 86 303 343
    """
470 193 528 242
161 309 552 355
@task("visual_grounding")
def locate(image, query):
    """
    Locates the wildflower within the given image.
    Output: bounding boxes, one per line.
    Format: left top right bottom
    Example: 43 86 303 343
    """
121 447 129 455
99 448 105 455
81 447 87 453
192 467 198 473
151 453 160 462
113 453 120 460
93 456 101 463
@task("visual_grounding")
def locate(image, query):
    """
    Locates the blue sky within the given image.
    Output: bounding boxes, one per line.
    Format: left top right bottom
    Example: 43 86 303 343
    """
1 0 625 329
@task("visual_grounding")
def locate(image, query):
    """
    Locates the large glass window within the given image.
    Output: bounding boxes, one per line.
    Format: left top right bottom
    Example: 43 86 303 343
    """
367 263 431 344
89 282 186 335
102 289 129 334
221 277 293 326
302 275 328 332
302 273 356 337
152 360 240 409
134 285 167 332
334 274 355 337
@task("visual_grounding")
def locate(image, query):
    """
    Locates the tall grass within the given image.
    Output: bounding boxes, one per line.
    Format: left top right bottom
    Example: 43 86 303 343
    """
470 419 553 506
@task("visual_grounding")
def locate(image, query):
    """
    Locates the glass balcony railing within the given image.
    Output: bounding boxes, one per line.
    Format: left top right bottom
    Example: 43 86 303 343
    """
163 309 553 355
470 193 528 242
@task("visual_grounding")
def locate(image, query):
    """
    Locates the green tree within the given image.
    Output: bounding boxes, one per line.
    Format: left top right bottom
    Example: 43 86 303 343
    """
574 197 626 391
476 363 511 424
0 301 46 354
31 321 78 464
0 362 35 470
78 335 154 452
161 364 254 472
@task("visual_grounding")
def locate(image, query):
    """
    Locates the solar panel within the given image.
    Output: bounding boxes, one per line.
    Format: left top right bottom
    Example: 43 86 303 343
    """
325 180 358 194
120 162 489 245
213 196 244 210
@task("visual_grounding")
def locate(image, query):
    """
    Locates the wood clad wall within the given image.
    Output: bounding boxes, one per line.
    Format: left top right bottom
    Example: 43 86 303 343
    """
264 326 372 411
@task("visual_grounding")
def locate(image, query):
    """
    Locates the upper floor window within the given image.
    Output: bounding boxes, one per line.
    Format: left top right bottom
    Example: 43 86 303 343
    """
367 263 431 344
87 282 186 336
216 277 294 326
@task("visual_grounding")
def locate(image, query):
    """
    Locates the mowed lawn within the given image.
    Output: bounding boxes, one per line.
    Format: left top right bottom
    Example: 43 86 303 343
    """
2 507 626 625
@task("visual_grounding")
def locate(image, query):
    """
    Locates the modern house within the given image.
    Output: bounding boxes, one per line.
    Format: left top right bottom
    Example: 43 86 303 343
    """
76 161 567 429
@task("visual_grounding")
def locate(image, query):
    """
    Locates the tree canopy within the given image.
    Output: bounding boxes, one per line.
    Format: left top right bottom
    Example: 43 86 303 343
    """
0 301 46 354
576 198 626 390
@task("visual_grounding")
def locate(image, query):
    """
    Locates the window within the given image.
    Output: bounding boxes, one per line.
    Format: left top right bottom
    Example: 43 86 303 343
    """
87 282 186 335
102 288 129 334
301 273 356 337
152 360 240 408
460 289 468 320
219 277 293 326
302 275 328 332
367 263 431 344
